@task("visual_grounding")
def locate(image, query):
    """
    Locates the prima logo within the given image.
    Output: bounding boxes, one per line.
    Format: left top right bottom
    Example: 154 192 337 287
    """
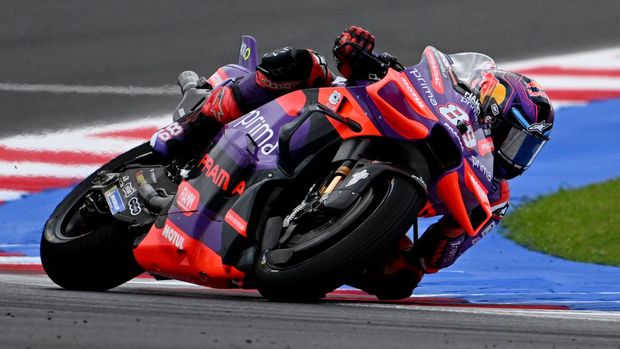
232 110 278 155
409 68 438 106
469 156 492 182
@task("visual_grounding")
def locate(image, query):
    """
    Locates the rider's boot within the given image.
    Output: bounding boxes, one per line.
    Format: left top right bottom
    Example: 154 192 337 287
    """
410 217 468 274
349 236 424 300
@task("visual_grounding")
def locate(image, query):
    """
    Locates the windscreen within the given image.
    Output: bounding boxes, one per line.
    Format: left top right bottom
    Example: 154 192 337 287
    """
449 52 496 89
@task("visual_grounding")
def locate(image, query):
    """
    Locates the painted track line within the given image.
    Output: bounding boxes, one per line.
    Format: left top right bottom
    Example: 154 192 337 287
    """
0 83 178 96
348 303 620 322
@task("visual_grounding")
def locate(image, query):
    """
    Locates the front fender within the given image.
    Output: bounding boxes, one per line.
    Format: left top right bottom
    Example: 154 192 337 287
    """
322 159 428 211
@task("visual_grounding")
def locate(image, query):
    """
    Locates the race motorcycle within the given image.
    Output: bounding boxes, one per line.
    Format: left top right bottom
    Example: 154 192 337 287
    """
41 36 497 301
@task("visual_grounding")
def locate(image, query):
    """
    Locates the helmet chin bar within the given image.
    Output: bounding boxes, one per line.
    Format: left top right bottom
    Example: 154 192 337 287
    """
493 150 525 180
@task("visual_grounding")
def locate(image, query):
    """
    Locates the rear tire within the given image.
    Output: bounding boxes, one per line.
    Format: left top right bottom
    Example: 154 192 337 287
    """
254 175 425 302
41 143 159 291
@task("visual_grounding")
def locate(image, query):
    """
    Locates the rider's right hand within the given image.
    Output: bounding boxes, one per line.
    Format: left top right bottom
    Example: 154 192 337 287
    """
333 26 375 79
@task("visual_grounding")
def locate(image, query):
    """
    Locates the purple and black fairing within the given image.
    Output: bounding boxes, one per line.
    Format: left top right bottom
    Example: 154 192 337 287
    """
134 37 501 288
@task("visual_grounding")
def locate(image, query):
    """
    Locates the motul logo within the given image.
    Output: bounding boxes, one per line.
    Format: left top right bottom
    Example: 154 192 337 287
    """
162 223 185 250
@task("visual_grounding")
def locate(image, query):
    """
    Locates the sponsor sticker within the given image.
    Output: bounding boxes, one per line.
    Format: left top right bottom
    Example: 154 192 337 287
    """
328 90 342 106
104 186 125 214
176 181 200 216
162 221 185 250
128 197 142 216
231 110 278 155
528 122 552 135
122 182 136 197
240 41 251 61
225 209 248 237
477 137 495 157
345 169 370 187
424 48 445 94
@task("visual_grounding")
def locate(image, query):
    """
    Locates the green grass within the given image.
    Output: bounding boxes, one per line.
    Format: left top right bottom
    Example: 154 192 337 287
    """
503 178 620 266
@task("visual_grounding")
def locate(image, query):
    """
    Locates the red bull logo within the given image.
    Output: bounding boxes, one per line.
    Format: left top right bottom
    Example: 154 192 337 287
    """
479 72 506 105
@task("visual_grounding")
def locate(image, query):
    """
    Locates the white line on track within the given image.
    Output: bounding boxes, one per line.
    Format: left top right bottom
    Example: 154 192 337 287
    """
501 46 620 70
0 115 170 153
0 257 41 264
0 161 98 178
0 83 178 96
529 75 620 90
0 190 27 201
346 303 620 322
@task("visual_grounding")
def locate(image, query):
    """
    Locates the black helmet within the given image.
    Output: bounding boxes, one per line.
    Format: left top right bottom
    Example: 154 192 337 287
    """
478 70 555 180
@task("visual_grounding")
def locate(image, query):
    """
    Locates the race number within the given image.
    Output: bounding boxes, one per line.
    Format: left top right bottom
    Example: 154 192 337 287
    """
439 103 476 149
156 122 184 142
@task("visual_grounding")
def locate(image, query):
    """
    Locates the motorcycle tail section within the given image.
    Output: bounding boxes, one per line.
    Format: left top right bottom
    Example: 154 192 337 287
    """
238 35 259 71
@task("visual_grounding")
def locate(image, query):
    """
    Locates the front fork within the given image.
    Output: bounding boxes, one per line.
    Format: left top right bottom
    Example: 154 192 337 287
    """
320 139 372 196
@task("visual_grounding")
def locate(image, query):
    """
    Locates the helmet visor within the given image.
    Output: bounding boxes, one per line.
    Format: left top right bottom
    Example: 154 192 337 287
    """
497 118 548 169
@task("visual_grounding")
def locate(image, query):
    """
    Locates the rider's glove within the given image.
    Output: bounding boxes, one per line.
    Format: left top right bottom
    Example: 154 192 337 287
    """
333 26 375 79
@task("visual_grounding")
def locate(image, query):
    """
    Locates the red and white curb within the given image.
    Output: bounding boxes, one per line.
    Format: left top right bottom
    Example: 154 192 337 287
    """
503 46 620 107
0 116 169 204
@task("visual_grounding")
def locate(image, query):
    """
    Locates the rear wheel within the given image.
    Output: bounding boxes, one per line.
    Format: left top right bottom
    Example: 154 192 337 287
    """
254 174 425 302
41 143 161 291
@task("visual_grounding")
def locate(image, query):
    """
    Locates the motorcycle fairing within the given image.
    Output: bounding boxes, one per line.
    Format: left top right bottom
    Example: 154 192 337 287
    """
135 91 341 288
316 87 383 140
133 217 245 288
361 47 495 235
135 42 499 287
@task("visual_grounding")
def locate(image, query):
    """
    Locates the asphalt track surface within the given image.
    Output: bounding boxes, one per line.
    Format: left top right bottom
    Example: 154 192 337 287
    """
3 274 620 349
3 1 620 347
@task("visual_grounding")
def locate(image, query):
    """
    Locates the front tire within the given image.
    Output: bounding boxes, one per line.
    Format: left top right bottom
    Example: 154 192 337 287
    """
41 143 159 291
254 175 425 302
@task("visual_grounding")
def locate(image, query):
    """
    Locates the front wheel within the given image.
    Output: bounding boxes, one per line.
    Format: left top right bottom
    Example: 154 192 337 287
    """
40 143 161 291
254 175 425 302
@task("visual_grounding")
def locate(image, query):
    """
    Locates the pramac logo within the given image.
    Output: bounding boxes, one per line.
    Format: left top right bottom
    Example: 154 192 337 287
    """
197 153 245 195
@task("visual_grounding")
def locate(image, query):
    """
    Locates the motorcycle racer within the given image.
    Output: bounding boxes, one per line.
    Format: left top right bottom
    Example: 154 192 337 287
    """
150 26 555 300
